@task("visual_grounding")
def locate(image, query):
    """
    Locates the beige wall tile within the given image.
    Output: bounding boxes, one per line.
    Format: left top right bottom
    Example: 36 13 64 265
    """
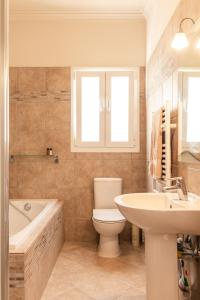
45 160 76 199
9 101 17 154
18 67 46 93
9 163 18 190
64 218 76 241
17 102 46 131
140 102 146 132
63 199 76 218
45 129 74 160
75 160 104 189
46 101 70 131
75 188 93 219
75 219 97 242
9 187 19 199
102 153 132 160
75 153 103 160
103 160 132 192
46 68 70 92
139 132 146 155
132 160 147 192
131 152 146 161
15 128 46 155
9 67 18 95
17 162 46 198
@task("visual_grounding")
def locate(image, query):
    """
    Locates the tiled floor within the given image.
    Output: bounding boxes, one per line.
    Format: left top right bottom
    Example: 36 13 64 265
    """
41 242 146 300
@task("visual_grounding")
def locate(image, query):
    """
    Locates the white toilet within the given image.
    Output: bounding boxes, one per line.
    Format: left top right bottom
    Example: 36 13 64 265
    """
92 178 126 258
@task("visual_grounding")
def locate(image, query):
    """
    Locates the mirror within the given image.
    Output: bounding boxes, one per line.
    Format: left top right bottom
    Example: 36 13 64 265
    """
178 68 200 163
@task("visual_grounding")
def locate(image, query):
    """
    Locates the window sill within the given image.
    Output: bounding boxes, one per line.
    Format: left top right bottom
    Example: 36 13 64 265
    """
71 145 140 153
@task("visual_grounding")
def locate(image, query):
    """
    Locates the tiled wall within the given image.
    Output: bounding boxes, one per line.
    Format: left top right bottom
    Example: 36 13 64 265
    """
9 67 146 242
146 0 200 195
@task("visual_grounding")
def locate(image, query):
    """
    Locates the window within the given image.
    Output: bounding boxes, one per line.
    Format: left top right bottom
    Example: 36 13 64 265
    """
71 68 140 152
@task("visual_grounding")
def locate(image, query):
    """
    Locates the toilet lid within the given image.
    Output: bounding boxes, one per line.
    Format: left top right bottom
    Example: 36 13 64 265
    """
93 209 126 222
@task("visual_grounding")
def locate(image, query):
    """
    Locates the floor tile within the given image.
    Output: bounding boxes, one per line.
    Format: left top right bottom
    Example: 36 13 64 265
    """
41 242 146 300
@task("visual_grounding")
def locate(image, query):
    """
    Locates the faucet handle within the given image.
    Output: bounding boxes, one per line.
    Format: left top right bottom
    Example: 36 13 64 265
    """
166 176 182 181
155 177 183 183
164 177 185 184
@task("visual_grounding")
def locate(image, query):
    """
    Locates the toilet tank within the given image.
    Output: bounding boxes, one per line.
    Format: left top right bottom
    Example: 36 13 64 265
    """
94 178 122 209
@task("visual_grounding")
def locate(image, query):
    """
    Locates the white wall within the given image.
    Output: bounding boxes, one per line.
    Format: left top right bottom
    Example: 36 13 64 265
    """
10 18 146 67
145 0 181 61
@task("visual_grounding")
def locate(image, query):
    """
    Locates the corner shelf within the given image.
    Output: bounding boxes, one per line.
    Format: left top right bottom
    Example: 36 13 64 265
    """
10 154 59 164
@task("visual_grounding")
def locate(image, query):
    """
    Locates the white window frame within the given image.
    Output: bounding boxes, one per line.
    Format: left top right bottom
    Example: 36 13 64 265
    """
71 67 140 152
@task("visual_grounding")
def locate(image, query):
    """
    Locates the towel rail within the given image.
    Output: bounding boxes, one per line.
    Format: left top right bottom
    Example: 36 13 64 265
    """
160 101 176 186
151 101 176 191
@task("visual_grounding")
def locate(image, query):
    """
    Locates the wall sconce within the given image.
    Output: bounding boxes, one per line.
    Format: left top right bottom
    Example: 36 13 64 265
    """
196 39 200 48
171 17 195 49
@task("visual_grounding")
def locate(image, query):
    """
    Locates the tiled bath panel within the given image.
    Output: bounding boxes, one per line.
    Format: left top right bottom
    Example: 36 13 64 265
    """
41 242 146 300
9 203 64 300
9 66 147 242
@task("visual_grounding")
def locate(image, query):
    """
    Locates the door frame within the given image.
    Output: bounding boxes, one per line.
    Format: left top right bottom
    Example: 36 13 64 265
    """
0 0 9 299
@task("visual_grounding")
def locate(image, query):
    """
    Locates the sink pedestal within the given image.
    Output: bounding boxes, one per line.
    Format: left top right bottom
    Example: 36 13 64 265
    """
145 233 179 300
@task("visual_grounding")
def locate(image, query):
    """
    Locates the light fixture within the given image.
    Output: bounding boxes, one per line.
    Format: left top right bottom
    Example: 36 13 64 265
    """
171 32 189 49
196 38 200 48
171 17 195 49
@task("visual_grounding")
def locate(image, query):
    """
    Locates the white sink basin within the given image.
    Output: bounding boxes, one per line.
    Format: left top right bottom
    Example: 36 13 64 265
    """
114 192 200 300
115 192 200 235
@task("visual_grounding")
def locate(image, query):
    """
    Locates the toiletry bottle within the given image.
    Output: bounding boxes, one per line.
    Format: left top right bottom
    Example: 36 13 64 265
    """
49 148 53 156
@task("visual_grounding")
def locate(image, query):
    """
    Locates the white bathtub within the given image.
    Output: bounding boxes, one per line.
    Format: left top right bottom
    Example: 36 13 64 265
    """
9 199 64 300
9 199 58 251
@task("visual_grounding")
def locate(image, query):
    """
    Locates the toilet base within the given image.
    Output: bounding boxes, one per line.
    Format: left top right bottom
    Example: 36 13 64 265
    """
98 235 121 258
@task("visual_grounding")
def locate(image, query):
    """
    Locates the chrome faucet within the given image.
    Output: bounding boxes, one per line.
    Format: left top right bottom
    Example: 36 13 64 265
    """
163 177 188 201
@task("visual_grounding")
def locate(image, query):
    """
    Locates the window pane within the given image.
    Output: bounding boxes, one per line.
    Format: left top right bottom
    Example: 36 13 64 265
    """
111 76 129 142
81 77 100 142
187 77 200 142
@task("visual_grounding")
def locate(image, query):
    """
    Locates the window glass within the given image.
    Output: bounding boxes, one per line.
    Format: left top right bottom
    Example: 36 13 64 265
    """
110 76 129 142
81 76 100 142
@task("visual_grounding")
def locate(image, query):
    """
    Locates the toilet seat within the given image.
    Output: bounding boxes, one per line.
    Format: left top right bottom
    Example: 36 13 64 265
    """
93 209 126 223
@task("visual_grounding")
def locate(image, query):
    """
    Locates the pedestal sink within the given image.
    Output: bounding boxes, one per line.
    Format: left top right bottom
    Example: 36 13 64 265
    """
115 193 200 300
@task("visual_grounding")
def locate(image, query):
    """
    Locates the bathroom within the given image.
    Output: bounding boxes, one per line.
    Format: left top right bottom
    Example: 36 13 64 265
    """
1 0 200 299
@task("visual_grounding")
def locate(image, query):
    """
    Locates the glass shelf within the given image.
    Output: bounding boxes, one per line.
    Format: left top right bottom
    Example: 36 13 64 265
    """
10 154 59 164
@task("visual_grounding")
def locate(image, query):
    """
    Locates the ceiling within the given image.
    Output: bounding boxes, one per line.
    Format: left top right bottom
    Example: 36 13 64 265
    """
10 0 147 13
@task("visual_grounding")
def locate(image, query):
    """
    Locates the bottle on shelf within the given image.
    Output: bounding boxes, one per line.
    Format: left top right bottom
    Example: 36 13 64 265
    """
46 147 53 156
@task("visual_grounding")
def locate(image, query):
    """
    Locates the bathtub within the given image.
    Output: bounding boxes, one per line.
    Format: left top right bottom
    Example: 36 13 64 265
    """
9 199 59 251
9 199 64 300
